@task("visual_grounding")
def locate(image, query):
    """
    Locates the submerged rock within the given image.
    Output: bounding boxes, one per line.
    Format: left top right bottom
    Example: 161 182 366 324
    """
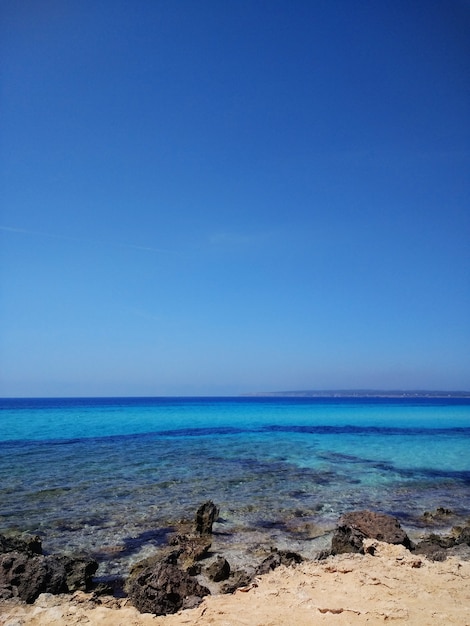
331 510 412 555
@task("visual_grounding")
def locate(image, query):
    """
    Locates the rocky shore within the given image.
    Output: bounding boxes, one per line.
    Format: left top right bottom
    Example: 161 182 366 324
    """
1 503 470 624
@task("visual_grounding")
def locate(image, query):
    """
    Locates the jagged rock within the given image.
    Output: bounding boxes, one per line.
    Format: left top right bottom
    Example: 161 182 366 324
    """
0 552 67 603
59 555 98 591
195 501 219 535
331 510 412 555
455 525 470 545
0 549 98 603
423 507 454 520
255 549 303 575
126 560 210 615
169 533 211 564
0 533 42 555
413 526 470 561
206 556 230 582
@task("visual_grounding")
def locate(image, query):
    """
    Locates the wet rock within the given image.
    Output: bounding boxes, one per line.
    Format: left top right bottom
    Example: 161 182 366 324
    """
0 533 42 555
126 560 210 615
206 556 230 582
423 507 454 521
195 501 219 535
331 510 412 555
255 549 303 575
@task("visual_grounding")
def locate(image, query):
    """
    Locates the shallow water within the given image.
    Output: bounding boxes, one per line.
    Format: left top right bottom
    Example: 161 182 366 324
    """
1 397 469 577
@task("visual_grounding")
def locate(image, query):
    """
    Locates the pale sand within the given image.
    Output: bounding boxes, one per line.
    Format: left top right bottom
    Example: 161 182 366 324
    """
1 541 469 625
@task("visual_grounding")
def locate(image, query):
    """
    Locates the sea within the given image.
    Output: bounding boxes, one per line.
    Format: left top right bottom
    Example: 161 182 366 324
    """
1 396 469 581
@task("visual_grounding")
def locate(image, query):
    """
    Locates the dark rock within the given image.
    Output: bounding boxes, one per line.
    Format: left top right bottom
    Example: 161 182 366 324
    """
0 533 42 555
315 549 331 561
423 507 454 520
195 501 219 535
413 527 470 561
186 562 201 576
206 557 230 582
413 539 448 561
59 555 98 591
220 569 253 594
255 549 303 575
126 561 210 615
170 533 211 564
455 525 470 545
0 550 98 603
0 552 67 603
331 510 412 555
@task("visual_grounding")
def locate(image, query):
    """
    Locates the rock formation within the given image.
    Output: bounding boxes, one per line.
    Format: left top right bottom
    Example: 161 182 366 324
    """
331 510 413 554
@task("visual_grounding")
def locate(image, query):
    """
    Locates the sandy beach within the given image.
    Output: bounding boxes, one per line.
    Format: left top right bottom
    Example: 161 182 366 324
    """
2 540 469 625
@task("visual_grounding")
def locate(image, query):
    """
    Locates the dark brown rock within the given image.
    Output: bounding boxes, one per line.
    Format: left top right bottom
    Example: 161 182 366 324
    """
331 510 412 555
0 549 98 603
0 552 67 603
220 569 253 594
170 533 211 564
126 561 210 615
195 501 219 535
255 549 303 575
59 555 98 591
455 525 470 545
0 533 42 555
206 557 230 582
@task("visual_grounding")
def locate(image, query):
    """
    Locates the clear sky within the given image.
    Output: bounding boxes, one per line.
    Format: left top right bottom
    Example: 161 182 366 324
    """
1 0 469 397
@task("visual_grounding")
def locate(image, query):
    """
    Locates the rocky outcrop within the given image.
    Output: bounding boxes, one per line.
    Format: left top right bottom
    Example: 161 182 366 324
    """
0 533 42 556
195 501 219 535
414 525 470 561
0 533 98 603
331 511 413 555
126 559 210 615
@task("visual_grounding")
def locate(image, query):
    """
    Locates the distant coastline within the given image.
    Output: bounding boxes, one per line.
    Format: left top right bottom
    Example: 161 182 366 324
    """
244 389 470 398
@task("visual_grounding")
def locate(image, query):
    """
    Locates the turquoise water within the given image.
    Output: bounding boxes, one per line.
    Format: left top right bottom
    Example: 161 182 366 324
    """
1 397 469 577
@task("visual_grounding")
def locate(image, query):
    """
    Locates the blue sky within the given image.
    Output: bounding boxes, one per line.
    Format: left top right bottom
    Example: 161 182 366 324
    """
1 0 469 396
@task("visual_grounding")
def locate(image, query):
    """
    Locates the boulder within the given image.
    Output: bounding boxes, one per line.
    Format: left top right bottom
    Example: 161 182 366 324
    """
126 560 210 615
195 501 219 535
206 556 230 582
0 552 67 603
0 532 98 603
331 510 412 555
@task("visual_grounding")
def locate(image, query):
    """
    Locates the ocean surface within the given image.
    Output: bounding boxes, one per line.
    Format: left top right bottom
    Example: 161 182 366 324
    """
1 396 469 579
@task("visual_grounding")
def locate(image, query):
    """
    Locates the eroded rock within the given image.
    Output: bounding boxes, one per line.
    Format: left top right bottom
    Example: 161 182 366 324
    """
126 560 209 615
331 510 412 555
195 501 219 535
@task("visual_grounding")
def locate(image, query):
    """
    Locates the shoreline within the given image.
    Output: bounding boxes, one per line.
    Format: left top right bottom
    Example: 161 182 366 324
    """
2 540 470 625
